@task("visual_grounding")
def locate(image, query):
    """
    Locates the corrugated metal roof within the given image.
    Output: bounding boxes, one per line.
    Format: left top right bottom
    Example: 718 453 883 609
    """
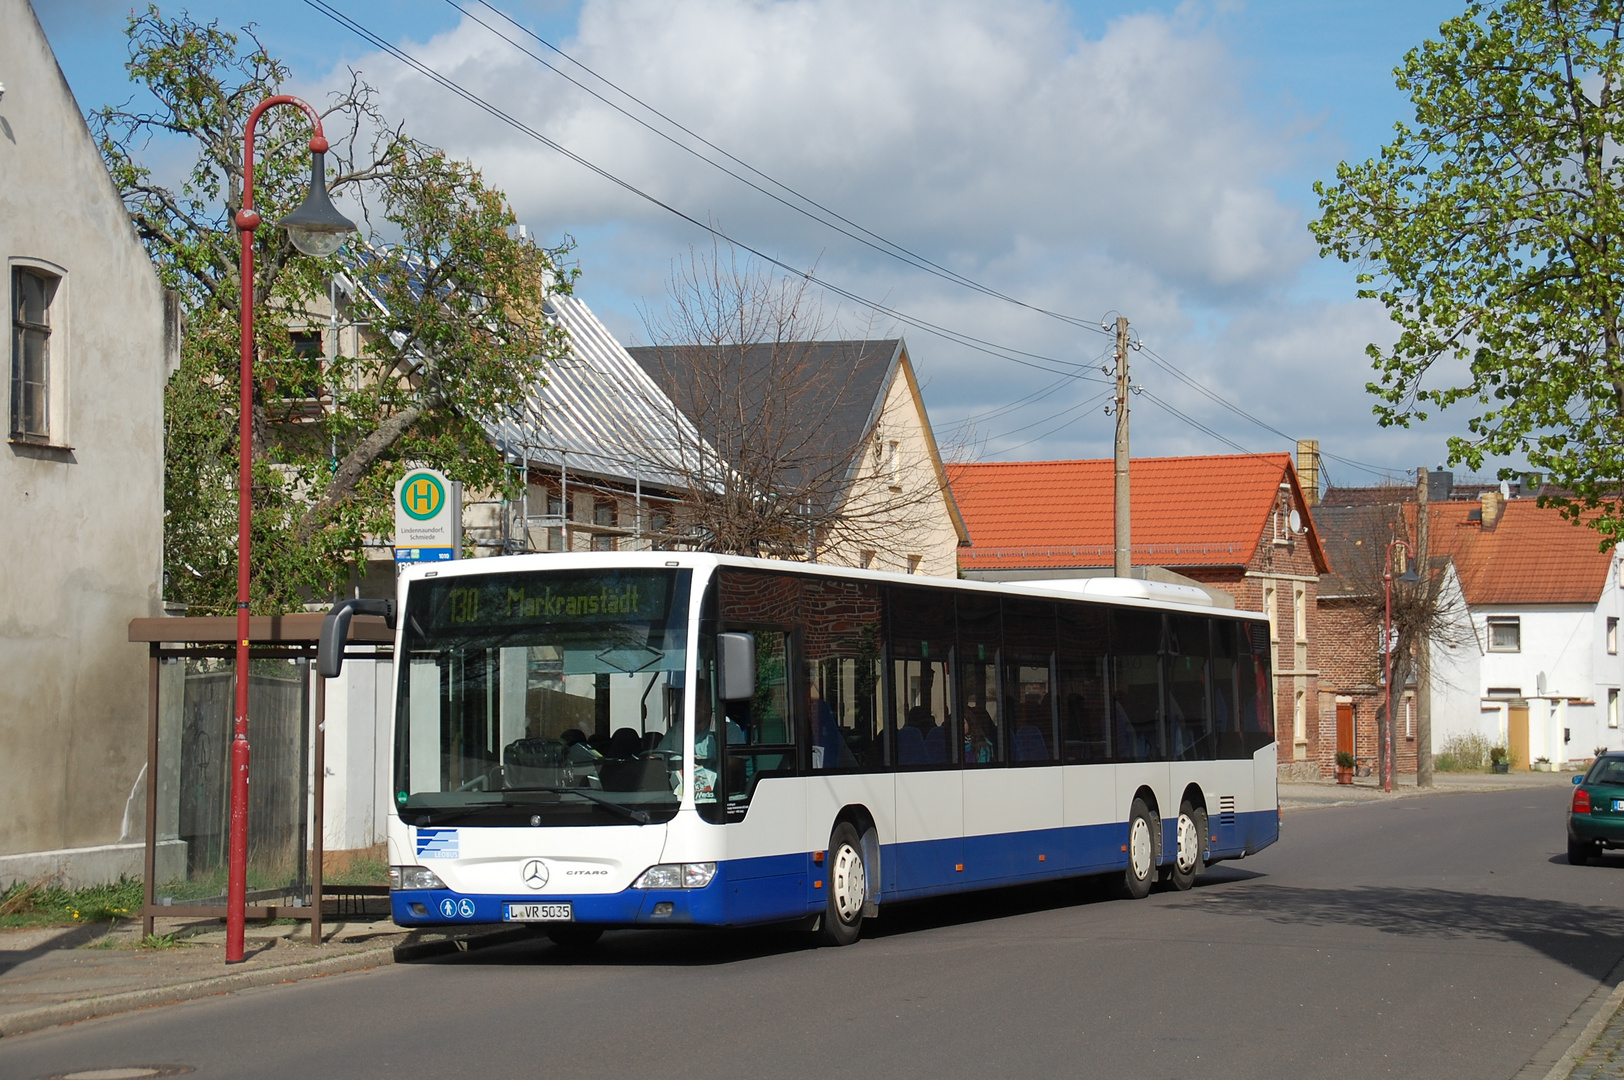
341 247 706 492
483 294 714 491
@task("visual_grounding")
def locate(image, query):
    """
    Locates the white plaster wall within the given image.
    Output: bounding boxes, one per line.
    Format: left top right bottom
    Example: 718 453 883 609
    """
1474 607 1595 701
0 1 168 869
315 653 395 852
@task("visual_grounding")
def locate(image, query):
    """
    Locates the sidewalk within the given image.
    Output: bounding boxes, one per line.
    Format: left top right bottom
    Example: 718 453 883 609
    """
0 915 525 1038
1281 768 1575 810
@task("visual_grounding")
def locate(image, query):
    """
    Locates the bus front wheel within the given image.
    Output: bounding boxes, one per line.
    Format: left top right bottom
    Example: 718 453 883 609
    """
1120 799 1156 900
820 822 867 946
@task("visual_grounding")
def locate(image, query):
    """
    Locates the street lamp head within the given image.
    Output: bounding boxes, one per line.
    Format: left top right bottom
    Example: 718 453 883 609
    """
277 149 356 257
1397 564 1423 586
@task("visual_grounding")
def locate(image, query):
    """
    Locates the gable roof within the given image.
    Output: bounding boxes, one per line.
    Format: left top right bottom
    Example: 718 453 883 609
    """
1413 499 1614 606
627 339 899 486
948 453 1329 573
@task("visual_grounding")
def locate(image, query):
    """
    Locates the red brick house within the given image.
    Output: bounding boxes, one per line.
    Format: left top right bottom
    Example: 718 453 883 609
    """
947 454 1330 777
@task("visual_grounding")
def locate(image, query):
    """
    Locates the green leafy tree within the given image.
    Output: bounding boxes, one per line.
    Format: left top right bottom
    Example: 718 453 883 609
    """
93 8 575 613
1312 0 1624 546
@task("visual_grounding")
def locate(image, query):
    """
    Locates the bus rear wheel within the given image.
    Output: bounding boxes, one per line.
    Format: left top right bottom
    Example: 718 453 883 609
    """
1165 801 1205 891
820 822 866 946
1120 799 1156 900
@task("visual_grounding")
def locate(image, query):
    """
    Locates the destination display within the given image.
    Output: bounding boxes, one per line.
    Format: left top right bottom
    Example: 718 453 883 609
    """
409 569 686 635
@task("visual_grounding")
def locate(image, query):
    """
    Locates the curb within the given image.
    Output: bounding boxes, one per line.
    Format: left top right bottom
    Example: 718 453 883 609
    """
0 924 535 1039
1512 953 1624 1080
0 945 394 1039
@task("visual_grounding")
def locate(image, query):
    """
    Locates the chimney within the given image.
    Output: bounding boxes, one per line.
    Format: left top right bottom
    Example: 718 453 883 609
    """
1480 490 1503 529
1296 439 1320 507
1428 469 1454 502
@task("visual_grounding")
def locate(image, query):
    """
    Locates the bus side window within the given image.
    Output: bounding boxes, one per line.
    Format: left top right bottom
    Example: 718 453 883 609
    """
1167 615 1213 761
801 577 884 772
887 586 958 767
1002 597 1057 765
1111 609 1165 761
1057 603 1109 763
1237 620 1275 753
1211 620 1245 760
956 593 1003 766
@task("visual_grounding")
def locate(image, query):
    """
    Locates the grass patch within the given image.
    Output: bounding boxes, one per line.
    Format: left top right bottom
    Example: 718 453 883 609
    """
0 876 143 929
1434 752 1464 772
139 932 181 949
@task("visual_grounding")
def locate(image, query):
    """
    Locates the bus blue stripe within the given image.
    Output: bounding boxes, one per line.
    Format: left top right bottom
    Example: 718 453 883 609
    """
390 810 1277 929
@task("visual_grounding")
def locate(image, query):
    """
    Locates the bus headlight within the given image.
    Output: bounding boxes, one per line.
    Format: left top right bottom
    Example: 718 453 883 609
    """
632 862 716 889
390 865 448 891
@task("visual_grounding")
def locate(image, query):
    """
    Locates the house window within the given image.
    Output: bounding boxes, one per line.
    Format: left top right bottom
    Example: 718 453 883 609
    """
1610 688 1619 729
547 493 568 519
1487 616 1521 652
592 533 615 552
859 550 875 570
1405 694 1414 739
594 499 616 528
887 441 901 487
649 510 670 535
1264 583 1278 644
906 554 921 575
546 527 564 551
1293 583 1307 644
1609 617 1618 655
11 267 57 442
1486 687 1522 698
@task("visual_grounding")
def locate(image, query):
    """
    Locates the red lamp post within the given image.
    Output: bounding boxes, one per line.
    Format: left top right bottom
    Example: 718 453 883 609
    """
1382 538 1423 795
227 95 356 964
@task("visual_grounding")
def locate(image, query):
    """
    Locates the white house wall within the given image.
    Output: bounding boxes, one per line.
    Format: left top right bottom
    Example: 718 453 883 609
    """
0 1 170 884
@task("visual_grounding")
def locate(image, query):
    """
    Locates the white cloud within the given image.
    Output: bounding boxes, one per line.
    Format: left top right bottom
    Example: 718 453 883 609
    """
325 0 1456 477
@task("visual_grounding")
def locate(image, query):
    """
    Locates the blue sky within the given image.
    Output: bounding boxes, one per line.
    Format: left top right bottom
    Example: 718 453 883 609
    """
34 0 1476 486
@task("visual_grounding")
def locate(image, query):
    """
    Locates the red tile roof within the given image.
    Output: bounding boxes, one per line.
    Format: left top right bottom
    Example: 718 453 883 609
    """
948 454 1329 573
1413 499 1614 605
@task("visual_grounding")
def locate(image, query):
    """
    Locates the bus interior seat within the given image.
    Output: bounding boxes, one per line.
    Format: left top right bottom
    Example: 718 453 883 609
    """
896 726 926 765
1013 725 1048 762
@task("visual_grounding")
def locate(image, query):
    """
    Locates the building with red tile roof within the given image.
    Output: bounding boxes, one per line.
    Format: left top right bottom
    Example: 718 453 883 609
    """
1313 482 1624 776
947 453 1330 777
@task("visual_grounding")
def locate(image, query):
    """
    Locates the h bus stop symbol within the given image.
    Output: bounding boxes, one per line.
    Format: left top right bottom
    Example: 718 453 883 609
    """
394 468 460 564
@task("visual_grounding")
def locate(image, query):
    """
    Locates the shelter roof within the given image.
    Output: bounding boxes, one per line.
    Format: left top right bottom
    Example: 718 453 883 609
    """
948 453 1328 573
128 614 393 644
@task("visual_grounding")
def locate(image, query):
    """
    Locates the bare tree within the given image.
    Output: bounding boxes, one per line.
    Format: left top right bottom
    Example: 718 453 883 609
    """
1326 503 1476 783
627 243 954 565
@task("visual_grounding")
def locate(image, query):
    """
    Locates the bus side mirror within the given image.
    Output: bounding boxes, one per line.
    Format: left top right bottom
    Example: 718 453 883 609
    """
717 633 756 702
318 598 396 679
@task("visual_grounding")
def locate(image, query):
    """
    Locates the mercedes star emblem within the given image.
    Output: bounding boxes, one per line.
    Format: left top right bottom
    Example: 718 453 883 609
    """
522 859 549 889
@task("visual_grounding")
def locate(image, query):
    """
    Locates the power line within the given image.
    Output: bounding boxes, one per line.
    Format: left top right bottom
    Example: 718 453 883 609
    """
456 0 1113 337
305 0 1109 383
309 0 1407 473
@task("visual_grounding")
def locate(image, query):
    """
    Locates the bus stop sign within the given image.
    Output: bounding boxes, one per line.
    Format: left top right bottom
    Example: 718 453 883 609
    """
394 468 461 563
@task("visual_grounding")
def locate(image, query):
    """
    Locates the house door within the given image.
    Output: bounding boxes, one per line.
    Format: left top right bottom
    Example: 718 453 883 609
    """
1336 703 1354 760
1508 703 1530 770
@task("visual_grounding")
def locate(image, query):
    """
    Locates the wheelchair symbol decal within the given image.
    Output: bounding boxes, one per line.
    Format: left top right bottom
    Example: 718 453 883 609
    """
457 898 476 918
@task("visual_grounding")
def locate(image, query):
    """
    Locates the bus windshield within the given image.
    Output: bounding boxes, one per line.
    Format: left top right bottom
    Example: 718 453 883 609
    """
394 568 692 827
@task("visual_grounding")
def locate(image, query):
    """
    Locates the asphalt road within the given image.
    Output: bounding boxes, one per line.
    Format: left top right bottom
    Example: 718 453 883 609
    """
5 785 1622 1080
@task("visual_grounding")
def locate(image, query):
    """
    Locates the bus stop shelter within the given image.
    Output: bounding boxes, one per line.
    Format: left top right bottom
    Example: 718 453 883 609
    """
128 612 394 943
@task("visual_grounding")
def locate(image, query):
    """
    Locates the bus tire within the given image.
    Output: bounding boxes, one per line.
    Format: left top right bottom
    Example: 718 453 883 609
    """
820 822 867 946
1120 799 1156 900
545 924 604 949
1167 801 1204 891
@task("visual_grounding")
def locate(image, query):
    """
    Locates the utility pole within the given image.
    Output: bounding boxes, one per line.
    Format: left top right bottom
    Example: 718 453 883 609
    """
1416 466 1433 788
1113 316 1132 578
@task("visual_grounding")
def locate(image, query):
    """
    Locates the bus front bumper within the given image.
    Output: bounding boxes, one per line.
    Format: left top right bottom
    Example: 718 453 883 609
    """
390 884 726 928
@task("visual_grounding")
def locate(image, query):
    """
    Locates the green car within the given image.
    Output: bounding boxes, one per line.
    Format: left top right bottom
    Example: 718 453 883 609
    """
1569 754 1624 864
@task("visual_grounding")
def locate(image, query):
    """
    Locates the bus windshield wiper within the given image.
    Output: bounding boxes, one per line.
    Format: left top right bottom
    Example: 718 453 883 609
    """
500 787 654 824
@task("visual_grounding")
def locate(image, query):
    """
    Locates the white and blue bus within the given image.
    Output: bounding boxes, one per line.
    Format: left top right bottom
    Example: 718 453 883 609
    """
323 552 1278 947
